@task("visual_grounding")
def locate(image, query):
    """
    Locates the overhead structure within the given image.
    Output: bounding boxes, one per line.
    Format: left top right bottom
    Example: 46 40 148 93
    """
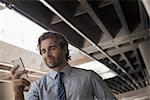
0 0 150 95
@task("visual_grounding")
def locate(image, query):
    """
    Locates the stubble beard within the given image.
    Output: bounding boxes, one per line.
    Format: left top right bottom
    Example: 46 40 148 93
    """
46 61 56 68
46 59 62 69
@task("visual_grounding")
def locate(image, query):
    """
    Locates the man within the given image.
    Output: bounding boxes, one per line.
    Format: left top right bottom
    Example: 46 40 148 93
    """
11 30 117 100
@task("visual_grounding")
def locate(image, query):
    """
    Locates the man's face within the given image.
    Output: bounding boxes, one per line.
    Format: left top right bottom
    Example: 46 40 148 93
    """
40 37 66 68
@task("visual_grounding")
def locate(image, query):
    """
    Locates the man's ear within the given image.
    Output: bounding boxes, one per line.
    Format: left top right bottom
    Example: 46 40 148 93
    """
63 46 68 54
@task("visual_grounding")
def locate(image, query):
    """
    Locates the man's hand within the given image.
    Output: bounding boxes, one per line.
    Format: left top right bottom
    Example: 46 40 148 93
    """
11 66 30 100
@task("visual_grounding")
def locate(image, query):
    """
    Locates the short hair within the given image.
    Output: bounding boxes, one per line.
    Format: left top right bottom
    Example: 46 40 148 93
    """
37 30 71 61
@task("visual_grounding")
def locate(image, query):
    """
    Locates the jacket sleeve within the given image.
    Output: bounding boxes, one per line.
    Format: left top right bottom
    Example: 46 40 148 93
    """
27 82 40 100
90 71 118 100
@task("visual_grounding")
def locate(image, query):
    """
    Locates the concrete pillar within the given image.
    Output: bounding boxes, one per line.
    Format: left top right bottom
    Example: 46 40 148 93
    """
138 39 150 82
0 82 15 100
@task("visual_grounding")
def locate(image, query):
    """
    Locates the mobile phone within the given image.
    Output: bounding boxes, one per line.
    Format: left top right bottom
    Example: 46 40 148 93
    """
12 57 28 79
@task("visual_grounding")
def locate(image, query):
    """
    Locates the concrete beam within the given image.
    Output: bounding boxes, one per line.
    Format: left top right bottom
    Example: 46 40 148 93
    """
117 86 150 100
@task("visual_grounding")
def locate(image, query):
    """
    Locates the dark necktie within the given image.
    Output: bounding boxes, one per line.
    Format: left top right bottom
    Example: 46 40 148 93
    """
57 72 66 100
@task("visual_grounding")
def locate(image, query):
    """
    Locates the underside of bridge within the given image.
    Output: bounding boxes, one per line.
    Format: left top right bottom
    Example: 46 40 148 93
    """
0 0 150 97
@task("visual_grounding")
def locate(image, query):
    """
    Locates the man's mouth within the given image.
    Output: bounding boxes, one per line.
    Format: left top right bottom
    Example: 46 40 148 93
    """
46 58 54 62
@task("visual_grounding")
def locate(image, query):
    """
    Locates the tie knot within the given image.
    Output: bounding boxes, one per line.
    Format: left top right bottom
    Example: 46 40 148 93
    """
57 72 64 79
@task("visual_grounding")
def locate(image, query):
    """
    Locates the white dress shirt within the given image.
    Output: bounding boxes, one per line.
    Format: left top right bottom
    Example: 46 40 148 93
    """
27 64 117 100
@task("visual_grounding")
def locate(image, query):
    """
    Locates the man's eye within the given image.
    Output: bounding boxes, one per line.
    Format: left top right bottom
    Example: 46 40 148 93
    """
50 47 56 50
42 50 46 54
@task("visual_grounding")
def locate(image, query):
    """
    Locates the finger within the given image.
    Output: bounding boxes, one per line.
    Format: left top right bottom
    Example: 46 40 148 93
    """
12 79 24 87
13 70 28 79
11 65 19 75
22 78 30 86
12 79 24 85
12 78 30 87
11 79 21 83
14 82 26 87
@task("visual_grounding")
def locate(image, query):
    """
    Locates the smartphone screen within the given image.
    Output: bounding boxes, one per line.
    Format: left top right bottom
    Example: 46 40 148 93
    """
12 57 28 79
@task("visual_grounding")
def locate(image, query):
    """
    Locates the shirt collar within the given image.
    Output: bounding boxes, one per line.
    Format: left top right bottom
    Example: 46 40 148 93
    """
49 69 58 80
48 63 72 80
61 63 72 77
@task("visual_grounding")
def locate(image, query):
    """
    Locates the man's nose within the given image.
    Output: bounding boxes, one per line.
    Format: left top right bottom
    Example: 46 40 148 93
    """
46 49 52 57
